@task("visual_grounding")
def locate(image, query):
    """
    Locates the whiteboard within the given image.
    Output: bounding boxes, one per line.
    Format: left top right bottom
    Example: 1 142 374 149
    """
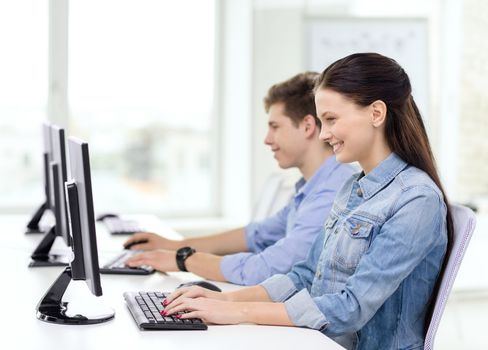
305 18 429 119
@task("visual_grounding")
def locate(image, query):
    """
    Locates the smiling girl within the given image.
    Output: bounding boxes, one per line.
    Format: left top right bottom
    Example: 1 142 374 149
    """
162 53 452 350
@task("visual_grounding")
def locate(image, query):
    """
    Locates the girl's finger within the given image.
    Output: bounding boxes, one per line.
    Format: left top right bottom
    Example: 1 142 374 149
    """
165 287 189 304
165 300 193 315
179 310 204 320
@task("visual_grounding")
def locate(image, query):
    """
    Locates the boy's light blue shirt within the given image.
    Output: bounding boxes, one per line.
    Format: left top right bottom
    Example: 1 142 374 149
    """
260 153 448 350
220 156 355 286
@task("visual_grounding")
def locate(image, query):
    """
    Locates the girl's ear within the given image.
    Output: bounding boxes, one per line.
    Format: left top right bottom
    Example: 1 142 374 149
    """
371 100 387 128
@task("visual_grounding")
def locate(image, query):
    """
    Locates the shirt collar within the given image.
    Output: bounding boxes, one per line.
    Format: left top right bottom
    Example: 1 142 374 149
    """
357 152 408 199
295 155 341 197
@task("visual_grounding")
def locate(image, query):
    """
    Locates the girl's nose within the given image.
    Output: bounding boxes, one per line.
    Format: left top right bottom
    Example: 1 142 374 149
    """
319 126 331 142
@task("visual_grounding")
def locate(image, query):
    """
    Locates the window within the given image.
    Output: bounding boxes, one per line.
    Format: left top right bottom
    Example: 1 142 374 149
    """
67 0 217 216
0 0 48 211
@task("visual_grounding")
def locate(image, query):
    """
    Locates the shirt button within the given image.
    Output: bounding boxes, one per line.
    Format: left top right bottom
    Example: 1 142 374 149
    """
357 188 363 197
351 224 361 235
316 271 322 279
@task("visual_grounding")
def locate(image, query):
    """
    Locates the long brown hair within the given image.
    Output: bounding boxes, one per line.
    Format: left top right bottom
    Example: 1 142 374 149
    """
315 52 453 335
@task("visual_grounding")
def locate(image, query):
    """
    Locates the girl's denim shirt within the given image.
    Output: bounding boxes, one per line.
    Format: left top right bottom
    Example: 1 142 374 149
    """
261 153 448 350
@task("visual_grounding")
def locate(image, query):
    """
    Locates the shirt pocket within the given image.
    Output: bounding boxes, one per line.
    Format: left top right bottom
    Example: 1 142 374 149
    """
334 217 373 270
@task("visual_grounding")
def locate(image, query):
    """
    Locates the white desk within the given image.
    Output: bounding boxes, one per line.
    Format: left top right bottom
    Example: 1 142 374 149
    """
0 215 344 350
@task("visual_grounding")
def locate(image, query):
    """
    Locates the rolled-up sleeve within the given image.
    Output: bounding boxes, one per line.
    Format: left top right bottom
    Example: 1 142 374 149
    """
285 289 329 330
260 274 328 330
260 274 297 301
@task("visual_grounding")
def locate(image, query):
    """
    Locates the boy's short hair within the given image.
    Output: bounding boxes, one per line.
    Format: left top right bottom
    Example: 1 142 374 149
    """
264 71 320 127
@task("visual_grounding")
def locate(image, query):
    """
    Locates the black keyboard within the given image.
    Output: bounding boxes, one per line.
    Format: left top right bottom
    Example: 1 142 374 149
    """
102 217 146 235
100 250 154 275
124 291 207 330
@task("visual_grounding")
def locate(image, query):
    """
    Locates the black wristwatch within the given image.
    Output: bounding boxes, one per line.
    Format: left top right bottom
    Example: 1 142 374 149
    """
176 246 196 272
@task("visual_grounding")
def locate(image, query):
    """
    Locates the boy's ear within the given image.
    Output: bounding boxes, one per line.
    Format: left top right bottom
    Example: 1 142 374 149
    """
302 114 318 135
371 100 387 127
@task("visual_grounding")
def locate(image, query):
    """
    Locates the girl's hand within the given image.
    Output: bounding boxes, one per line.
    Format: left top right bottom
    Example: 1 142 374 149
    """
164 286 229 305
163 296 245 325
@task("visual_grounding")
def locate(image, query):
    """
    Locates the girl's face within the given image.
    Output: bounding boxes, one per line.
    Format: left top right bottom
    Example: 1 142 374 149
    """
315 88 378 168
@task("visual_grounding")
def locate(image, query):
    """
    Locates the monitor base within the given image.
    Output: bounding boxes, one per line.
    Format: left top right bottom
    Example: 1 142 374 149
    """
25 226 50 235
29 225 70 268
37 301 115 325
28 254 70 267
36 267 115 325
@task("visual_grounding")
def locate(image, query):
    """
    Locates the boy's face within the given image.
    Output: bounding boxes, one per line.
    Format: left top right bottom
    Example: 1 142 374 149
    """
264 102 309 169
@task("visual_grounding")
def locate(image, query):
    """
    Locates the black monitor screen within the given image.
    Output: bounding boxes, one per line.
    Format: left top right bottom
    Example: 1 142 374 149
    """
65 137 102 296
50 125 70 246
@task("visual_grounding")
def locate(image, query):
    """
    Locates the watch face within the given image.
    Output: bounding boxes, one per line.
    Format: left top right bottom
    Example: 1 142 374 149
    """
176 247 195 272
178 247 194 258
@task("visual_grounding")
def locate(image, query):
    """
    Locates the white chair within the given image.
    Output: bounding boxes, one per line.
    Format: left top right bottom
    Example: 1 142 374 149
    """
251 173 295 221
424 204 477 350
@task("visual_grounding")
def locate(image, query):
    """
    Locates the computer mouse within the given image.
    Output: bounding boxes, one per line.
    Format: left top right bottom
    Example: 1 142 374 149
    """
96 212 119 221
124 239 149 250
177 280 222 292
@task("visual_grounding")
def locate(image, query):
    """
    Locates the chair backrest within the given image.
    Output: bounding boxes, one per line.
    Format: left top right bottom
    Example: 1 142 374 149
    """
424 204 477 350
252 173 295 222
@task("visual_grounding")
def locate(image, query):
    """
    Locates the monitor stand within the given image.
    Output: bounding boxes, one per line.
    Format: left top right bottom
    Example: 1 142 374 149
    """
29 225 70 267
36 267 115 325
25 202 51 234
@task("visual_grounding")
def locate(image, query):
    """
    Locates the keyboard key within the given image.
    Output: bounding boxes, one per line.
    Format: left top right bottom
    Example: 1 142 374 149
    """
154 313 164 322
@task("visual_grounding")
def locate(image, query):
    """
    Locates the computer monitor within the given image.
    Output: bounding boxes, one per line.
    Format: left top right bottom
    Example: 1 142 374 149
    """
36 136 114 324
29 124 71 267
25 122 53 234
